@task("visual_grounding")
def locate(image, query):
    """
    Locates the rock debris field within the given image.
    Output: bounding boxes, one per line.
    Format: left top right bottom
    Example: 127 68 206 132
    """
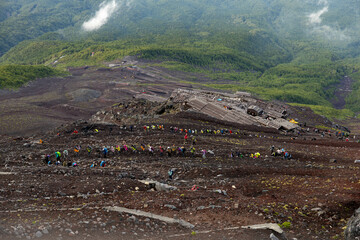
0 98 359 240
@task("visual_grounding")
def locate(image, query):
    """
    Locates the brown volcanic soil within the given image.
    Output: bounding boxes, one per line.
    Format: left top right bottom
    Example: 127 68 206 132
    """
330 75 353 110
0 64 194 136
0 106 359 240
0 59 357 136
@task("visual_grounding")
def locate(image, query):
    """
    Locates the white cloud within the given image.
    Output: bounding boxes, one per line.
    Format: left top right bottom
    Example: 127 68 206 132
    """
308 6 328 24
311 25 350 41
307 0 350 41
82 0 119 32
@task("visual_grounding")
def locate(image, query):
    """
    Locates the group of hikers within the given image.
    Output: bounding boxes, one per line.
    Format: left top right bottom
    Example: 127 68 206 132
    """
270 145 292 160
42 121 358 168
43 141 215 167
142 124 241 136
43 142 293 169
69 122 356 143
138 124 357 142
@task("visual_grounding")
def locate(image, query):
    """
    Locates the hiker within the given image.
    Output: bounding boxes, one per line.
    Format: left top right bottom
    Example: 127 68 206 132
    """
192 136 196 145
159 146 164 156
270 145 275 154
100 160 106 167
74 145 81 156
184 133 188 144
90 160 97 168
168 169 174 180
63 149 68 160
56 159 61 165
275 149 281 156
110 146 115 155
148 145 154 155
177 147 183 156
190 146 195 157
86 146 92 156
171 144 176 155
131 145 137 153
202 149 206 159
115 145 120 154
181 146 186 157
141 144 146 152
284 151 292 160
103 147 108 158
55 151 61 161
167 147 172 157
123 144 128 152
44 154 50 165
74 147 79 157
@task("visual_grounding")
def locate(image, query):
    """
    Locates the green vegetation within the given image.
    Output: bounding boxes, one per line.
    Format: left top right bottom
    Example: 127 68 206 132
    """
0 65 66 89
1 34 359 120
289 103 355 120
279 221 292 229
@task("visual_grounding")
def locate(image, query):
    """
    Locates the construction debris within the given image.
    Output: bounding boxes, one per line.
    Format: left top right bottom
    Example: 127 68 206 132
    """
241 223 284 234
0 172 16 175
105 206 195 228
138 180 178 192
170 89 300 131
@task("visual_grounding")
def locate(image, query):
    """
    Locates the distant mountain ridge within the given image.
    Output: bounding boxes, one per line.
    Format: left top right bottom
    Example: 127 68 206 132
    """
1 0 360 56
1 0 360 117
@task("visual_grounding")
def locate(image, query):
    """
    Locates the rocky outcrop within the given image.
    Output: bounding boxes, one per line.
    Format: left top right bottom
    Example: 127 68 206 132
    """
345 207 360 240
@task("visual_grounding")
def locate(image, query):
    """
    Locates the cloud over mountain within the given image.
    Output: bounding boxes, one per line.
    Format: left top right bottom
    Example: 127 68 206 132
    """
82 0 119 32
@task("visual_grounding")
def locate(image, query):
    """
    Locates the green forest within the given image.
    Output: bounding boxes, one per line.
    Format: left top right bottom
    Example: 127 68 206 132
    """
0 0 360 119
0 65 65 89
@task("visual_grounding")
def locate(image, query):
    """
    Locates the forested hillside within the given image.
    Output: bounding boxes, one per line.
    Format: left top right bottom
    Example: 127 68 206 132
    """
0 0 360 118
1 0 360 56
0 65 65 89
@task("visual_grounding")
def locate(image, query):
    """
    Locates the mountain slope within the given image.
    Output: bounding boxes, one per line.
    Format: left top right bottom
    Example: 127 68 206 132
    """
1 0 360 56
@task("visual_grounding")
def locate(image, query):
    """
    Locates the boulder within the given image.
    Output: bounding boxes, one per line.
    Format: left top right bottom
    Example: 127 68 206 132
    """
345 207 360 240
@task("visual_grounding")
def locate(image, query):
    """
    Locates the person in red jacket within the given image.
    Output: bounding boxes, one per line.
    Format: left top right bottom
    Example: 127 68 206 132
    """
184 133 188 144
